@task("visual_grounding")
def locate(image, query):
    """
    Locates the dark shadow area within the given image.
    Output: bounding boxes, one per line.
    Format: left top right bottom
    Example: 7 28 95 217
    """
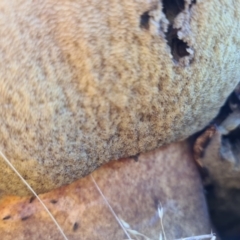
162 0 192 63
140 11 150 30
192 85 240 240
162 0 185 24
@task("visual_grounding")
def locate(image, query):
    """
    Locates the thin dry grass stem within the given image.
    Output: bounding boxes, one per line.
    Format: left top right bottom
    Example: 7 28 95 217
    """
158 202 167 240
87 175 216 240
120 203 167 240
159 233 163 240
118 203 216 240
120 218 151 240
90 174 132 240
0 149 69 240
175 232 216 240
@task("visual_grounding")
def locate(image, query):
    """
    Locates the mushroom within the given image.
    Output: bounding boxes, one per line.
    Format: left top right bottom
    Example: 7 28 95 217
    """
0 0 239 196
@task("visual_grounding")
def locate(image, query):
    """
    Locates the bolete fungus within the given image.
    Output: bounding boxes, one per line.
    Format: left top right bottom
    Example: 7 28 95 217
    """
0 0 239 195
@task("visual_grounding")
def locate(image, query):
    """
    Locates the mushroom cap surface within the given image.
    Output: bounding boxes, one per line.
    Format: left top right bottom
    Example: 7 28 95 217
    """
0 0 240 195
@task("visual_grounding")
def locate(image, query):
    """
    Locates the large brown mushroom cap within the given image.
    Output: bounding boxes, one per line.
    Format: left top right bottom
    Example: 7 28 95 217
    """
0 0 240 195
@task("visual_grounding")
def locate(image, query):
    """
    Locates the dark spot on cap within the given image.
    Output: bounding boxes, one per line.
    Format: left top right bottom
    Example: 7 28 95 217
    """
2 215 11 220
21 216 30 221
29 196 36 203
50 199 58 204
73 222 79 232
130 153 140 162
